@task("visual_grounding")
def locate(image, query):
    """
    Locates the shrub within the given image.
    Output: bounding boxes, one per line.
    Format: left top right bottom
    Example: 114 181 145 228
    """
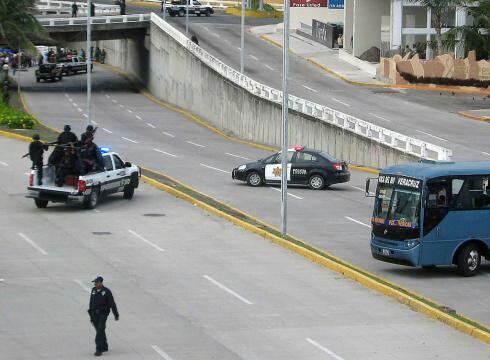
399 72 490 88
0 103 35 129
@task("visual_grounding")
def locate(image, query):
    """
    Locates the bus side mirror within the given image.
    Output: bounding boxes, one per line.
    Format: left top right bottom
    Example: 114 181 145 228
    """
365 177 377 197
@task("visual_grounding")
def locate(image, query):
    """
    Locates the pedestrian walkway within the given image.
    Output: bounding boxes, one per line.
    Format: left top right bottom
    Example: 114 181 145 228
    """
251 24 384 85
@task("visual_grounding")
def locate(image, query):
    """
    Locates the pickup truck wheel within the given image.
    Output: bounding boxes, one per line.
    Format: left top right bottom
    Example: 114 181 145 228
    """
36 78 40 83
123 174 138 199
84 186 100 209
169 11 176 17
34 199 48 208
178 9 185 16
196 12 201 16
58 75 63 81
67 68 72 75
204 9 210 16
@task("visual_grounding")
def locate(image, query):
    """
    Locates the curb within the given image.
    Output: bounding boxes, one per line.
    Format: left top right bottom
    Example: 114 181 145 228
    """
0 130 31 143
225 7 283 19
139 167 490 345
457 111 490 123
259 35 490 95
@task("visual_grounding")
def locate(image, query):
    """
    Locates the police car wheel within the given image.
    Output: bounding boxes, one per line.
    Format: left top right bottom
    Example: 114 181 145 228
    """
205 10 210 16
34 199 49 208
308 175 325 190
246 171 262 187
178 9 185 16
457 243 481 277
84 186 100 209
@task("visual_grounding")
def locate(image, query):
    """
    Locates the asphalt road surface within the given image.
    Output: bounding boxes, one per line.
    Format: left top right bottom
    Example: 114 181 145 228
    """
92 2 490 161
3 135 490 359
18 66 490 329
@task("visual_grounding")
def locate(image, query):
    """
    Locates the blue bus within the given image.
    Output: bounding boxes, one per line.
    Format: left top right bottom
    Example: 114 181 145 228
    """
366 161 490 276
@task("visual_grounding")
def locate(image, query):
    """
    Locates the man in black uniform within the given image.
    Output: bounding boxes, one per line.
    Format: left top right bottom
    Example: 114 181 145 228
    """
57 124 78 145
81 124 95 143
29 134 48 185
80 134 104 174
88 276 119 356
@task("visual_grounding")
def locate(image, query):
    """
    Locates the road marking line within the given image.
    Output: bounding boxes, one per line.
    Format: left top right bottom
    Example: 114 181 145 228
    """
162 131 175 138
265 64 274 71
482 152 490 156
128 230 164 252
250 55 259 61
18 233 48 255
302 85 318 93
77 108 83 112
74 279 91 293
83 114 88 118
0 279 4 282
237 47 241 50
271 187 303 200
186 141 206 148
102 128 112 134
94 209 101 213
119 104 125 109
306 338 345 360
112 99 118 103
345 216 370 228
68 98 73 102
0 161 8 166
153 148 177 157
203 275 253 305
72 102 78 107
331 98 351 107
416 130 448 142
127 109 133 113
350 185 365 192
147 123 156 129
368 112 391 122
151 345 174 360
121 137 138 144
211 32 220 38
105 94 111 99
91 120 98 125
135 115 142 120
200 163 228 174
225 153 251 161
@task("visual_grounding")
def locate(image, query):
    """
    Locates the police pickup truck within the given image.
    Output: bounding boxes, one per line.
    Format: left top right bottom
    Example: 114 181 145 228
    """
26 150 140 209
167 0 214 17
58 57 89 75
35 63 63 82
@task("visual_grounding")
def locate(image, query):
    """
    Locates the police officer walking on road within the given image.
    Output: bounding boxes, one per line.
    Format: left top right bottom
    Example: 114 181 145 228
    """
88 276 119 357
29 134 48 185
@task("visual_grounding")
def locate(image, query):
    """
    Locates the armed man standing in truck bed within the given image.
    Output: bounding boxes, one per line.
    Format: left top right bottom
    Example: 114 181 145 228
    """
88 276 119 357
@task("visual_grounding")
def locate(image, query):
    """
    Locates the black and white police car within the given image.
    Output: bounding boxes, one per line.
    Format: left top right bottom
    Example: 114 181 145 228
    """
232 146 350 190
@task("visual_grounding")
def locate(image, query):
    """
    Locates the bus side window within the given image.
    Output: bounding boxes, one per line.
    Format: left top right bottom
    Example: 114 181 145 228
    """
450 177 490 210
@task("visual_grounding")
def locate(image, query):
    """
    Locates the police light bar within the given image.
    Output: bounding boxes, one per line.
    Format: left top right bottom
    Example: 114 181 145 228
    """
293 145 305 152
100 147 111 154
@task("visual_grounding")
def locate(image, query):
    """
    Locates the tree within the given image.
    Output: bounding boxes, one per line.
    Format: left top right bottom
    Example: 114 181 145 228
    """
0 0 46 53
409 0 469 56
444 0 490 59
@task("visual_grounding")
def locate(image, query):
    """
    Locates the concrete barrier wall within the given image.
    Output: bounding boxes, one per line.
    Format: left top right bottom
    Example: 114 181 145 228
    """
65 22 418 168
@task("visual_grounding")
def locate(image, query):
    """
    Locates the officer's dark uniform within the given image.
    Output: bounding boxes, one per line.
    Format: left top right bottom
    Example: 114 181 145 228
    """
80 125 95 144
29 135 48 185
57 125 78 145
88 277 119 355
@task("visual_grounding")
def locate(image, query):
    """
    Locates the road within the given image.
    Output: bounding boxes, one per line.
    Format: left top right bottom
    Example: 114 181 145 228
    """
91 2 490 161
3 136 490 359
18 66 490 328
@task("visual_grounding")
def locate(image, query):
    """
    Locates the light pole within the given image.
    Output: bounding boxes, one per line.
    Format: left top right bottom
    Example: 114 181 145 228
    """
185 0 189 37
280 0 290 237
162 0 166 19
240 0 245 73
86 0 92 127
17 47 21 95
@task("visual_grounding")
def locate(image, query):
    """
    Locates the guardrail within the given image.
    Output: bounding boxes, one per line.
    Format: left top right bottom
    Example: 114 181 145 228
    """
145 0 284 11
151 13 452 161
37 14 151 26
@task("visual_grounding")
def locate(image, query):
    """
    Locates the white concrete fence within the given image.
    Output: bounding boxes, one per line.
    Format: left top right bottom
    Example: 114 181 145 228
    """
37 14 150 26
36 1 121 16
150 13 451 161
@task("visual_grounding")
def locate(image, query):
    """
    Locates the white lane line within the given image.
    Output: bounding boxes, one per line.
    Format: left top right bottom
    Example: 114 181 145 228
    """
368 112 391 122
135 115 142 120
83 114 88 118
147 123 156 129
121 137 138 144
200 163 229 174
128 230 164 252
0 279 4 282
102 128 112 134
162 131 175 138
0 161 8 166
211 32 220 38
271 187 303 200
331 98 351 107
94 209 101 213
186 141 206 148
237 47 241 50
153 148 177 158
151 345 174 360
203 275 253 305
265 64 274 71
74 279 91 293
306 338 345 360
68 98 73 102
350 185 365 192
302 85 318 93
415 130 448 142
119 104 125 109
72 102 78 107
127 109 133 113
112 99 118 103
18 233 48 256
250 55 259 61
482 152 490 156
345 216 370 228
225 153 251 161
105 94 111 99
77 108 83 112
90 120 98 126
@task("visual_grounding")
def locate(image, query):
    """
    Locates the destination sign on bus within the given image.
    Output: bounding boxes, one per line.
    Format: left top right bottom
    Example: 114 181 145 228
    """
378 175 422 190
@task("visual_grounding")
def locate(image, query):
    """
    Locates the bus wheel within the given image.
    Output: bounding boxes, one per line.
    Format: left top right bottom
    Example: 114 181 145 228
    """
457 243 481 277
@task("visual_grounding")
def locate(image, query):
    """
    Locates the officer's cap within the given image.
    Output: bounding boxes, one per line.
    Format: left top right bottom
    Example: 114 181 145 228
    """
92 276 103 283
64 124 71 132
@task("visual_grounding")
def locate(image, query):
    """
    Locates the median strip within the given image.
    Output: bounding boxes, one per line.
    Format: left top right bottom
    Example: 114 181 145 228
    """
140 166 490 345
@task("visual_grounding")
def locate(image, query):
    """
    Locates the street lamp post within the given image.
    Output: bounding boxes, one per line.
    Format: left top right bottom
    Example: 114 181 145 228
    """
162 0 166 19
186 0 189 37
280 0 290 237
240 0 245 73
86 0 92 126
